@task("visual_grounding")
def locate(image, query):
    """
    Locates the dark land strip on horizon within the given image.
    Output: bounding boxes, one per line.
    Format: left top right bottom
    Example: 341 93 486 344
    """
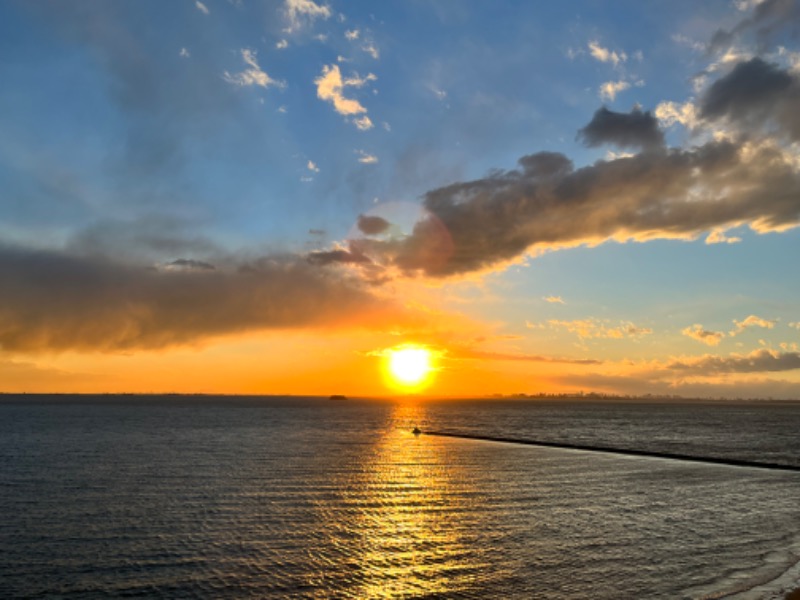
422 431 800 473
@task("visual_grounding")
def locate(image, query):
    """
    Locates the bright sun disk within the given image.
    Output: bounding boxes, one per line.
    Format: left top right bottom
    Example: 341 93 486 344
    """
386 346 433 388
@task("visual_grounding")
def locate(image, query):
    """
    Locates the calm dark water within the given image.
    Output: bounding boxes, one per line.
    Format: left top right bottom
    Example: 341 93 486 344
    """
2 396 800 599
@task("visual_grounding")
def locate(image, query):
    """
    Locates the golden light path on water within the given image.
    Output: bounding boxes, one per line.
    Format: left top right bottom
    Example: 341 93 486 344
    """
331 402 487 598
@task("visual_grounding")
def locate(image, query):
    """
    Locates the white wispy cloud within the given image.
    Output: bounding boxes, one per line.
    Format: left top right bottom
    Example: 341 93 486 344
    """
345 29 360 41
543 296 565 304
284 0 331 31
588 41 627 66
682 324 725 346
179 47 190 58
599 80 630 101
307 160 319 172
195 1 210 15
362 41 380 60
276 39 289 50
224 49 284 89
343 72 377 87
355 149 378 164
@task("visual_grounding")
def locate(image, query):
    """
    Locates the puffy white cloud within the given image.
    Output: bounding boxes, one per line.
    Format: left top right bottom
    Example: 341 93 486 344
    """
599 80 630 101
315 64 367 115
356 150 378 164
588 41 627 66
353 115 373 130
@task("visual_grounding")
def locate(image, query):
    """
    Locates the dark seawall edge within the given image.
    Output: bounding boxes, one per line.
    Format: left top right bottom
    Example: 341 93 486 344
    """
422 431 800 473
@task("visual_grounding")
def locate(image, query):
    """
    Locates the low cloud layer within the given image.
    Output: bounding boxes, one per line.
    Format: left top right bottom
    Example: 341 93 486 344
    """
0 244 402 352
667 348 800 374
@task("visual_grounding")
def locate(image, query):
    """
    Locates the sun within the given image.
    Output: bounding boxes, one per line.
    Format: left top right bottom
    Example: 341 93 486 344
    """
384 345 434 390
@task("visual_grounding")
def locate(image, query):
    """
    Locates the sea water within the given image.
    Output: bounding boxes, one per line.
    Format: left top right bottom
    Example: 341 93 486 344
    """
1 396 799 599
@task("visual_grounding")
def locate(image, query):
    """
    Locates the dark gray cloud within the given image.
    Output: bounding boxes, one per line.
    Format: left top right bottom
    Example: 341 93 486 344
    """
0 244 401 352
578 107 665 151
307 246 371 266
667 349 800 374
357 214 391 235
344 138 800 277
700 58 800 140
167 259 215 271
67 216 221 262
709 0 800 54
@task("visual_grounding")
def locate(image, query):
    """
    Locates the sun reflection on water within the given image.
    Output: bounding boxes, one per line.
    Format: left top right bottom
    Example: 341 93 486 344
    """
347 402 487 598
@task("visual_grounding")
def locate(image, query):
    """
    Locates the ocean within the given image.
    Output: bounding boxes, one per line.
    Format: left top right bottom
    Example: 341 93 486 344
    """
1 395 799 599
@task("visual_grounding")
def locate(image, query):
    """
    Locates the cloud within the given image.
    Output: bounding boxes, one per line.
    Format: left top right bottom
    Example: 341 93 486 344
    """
179 47 190 58
66 216 221 262
345 29 359 40
353 115 374 130
448 347 601 365
276 39 289 49
195 1 210 15
599 80 630 101
357 215 390 235
552 371 800 399
362 41 380 60
790 321 800 329
316 65 376 129
588 41 627 66
667 348 800 373
682 324 726 346
355 149 378 164
164 258 216 271
283 0 331 31
307 245 372 266
547 319 653 340
0 243 411 352
705 229 742 244
224 49 284 89
307 160 320 172
543 296 565 304
338 135 800 277
578 107 665 151
709 0 800 54
699 57 800 141
730 314 776 335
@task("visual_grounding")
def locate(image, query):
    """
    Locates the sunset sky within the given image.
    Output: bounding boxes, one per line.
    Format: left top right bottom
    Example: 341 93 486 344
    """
2 0 800 397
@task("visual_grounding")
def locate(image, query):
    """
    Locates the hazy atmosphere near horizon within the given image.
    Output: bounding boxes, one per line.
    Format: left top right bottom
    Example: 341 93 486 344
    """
2 0 800 397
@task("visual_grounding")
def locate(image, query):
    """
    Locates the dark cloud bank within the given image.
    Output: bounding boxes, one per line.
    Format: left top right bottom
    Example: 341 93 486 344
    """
0 245 397 352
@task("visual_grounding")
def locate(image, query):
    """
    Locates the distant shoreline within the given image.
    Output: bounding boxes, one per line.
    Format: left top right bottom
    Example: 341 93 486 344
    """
1 392 799 404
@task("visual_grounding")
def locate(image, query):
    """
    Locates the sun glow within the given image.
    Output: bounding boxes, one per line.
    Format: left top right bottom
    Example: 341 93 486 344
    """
384 345 434 390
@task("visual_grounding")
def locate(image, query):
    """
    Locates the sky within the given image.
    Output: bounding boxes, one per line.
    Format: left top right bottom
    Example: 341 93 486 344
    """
1 0 800 398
